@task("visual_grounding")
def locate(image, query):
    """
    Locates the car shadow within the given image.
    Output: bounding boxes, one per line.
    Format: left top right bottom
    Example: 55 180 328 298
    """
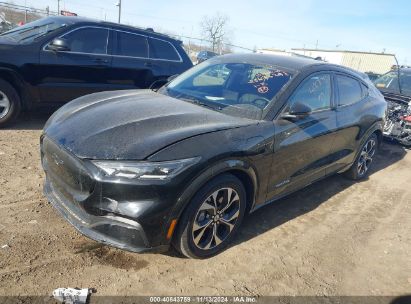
6 109 55 131
230 141 407 250
390 295 411 304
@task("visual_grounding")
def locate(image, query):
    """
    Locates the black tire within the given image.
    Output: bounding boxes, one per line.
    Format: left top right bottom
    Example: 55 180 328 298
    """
0 79 21 128
344 133 378 180
172 174 247 259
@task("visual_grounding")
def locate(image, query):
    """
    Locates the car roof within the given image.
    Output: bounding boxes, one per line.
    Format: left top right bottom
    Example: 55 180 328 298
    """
216 53 325 71
215 53 369 79
46 16 179 42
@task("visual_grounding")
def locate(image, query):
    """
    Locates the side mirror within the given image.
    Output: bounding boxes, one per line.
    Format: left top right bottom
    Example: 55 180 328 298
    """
281 102 312 121
48 38 70 52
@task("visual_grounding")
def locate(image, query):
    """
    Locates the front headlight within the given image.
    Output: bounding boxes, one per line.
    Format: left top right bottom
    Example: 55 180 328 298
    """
91 157 200 180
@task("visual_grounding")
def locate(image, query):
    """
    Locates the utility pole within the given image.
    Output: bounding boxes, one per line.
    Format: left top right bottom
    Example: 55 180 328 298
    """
24 0 27 22
57 0 61 15
116 0 122 24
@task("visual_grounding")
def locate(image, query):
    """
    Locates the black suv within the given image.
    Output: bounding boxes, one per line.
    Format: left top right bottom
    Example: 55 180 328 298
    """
0 16 193 126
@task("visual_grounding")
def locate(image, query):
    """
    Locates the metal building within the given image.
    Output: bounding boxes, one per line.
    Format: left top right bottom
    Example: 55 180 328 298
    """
291 48 396 75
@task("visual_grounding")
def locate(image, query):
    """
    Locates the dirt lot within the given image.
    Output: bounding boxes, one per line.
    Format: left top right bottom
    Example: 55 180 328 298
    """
0 112 410 298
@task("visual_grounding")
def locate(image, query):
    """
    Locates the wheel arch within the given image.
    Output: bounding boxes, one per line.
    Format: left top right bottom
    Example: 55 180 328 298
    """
164 158 258 242
373 129 383 147
359 120 384 147
0 67 32 110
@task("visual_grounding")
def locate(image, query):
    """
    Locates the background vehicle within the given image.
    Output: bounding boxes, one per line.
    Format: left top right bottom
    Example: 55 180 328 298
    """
196 50 218 64
41 54 386 259
0 16 193 126
374 68 411 146
365 72 381 81
0 13 14 34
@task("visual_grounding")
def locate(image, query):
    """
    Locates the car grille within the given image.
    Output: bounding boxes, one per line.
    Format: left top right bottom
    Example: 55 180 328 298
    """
41 136 95 205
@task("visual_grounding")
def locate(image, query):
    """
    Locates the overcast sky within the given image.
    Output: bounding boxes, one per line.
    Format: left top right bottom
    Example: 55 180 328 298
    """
11 0 410 64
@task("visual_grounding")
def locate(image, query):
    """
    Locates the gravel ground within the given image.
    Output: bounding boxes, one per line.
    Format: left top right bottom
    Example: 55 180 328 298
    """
0 112 410 298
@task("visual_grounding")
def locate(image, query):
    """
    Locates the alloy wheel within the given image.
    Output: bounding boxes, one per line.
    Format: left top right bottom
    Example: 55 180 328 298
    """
357 138 376 176
0 90 10 120
192 187 241 250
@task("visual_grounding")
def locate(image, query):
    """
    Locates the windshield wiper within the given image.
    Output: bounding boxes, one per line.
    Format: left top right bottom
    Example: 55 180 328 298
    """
5 25 41 36
18 31 47 42
177 95 222 111
19 26 63 43
30 28 60 41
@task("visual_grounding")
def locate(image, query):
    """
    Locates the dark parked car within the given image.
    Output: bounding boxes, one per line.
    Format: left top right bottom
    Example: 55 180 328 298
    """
41 54 386 258
0 16 192 126
374 68 411 146
197 50 218 63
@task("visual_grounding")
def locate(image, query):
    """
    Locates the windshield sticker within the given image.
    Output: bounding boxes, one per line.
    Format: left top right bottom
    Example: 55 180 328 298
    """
249 69 289 94
308 75 330 95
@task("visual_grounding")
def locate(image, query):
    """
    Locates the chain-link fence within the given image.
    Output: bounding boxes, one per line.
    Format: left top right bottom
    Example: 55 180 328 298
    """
0 1 253 60
0 2 56 27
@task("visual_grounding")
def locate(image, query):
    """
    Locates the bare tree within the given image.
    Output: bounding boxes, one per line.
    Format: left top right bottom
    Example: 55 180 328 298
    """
200 13 230 54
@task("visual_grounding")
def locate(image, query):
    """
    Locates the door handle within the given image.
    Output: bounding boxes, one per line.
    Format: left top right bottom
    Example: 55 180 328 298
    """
144 62 153 67
93 58 109 64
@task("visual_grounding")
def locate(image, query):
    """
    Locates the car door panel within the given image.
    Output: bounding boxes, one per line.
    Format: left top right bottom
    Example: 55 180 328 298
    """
38 52 113 103
38 27 113 104
266 72 337 201
326 74 370 175
268 110 337 199
109 30 155 89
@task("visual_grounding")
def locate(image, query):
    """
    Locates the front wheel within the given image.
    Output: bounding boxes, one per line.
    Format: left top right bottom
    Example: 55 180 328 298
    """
0 79 21 128
173 174 247 259
344 133 378 180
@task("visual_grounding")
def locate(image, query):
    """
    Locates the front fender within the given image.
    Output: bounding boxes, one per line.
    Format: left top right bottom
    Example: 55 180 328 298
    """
163 157 259 241
0 67 34 109
147 123 274 243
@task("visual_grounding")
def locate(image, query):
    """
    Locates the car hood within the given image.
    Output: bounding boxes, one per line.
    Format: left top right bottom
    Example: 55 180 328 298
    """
44 90 256 160
0 37 18 47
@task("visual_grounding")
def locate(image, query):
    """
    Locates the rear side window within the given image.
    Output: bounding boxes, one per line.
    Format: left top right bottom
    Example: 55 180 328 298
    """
63 28 108 54
336 75 363 106
114 31 148 58
149 38 180 61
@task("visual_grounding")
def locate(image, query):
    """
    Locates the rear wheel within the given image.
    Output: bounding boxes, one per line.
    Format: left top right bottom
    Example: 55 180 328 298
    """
344 133 378 180
0 79 21 127
173 174 246 259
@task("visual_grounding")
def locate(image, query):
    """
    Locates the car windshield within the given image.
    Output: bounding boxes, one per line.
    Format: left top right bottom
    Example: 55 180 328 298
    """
160 60 293 120
0 18 69 43
374 70 411 97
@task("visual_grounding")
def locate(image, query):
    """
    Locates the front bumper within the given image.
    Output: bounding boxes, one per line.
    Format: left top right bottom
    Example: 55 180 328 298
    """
44 178 169 253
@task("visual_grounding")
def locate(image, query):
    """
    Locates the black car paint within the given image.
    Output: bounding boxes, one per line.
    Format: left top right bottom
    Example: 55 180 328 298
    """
44 90 256 160
0 16 192 110
41 54 386 253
